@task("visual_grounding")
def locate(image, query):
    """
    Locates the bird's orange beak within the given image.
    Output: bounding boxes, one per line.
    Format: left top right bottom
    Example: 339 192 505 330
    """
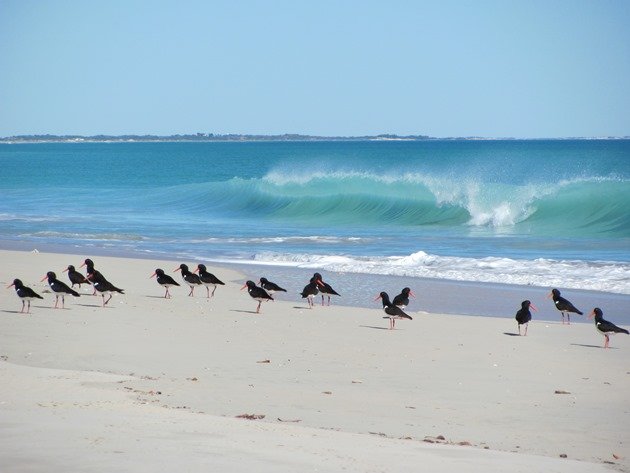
546 291 553 299
530 303 538 311
150 272 157 279
40 275 48 282
588 309 596 319
173 267 181 272
374 294 382 301
409 290 416 298
193 268 199 273
79 262 86 268
240 283 247 290
62 267 69 273
6 283 15 289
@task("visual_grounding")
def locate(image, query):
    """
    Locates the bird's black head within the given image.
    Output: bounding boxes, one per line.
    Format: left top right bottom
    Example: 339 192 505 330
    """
551 288 560 297
179 264 189 272
9 278 24 289
84 258 94 268
155 269 165 276
47 271 56 279
522 300 531 308
260 277 269 284
197 264 207 272
589 307 603 321
402 287 411 295
313 272 322 280
246 280 256 288
67 265 76 271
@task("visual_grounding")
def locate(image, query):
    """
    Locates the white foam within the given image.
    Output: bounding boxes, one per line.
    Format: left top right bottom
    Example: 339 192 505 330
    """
250 250 630 295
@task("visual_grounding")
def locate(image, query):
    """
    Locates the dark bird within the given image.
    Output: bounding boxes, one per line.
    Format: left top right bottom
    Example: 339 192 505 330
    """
392 287 415 309
375 291 413 330
80 259 105 295
312 272 340 306
86 267 124 306
241 280 273 313
194 264 225 298
41 271 80 308
7 279 43 313
259 277 287 295
173 263 202 297
515 300 537 336
63 264 91 289
150 268 180 298
589 308 629 349
548 288 583 324
300 280 319 309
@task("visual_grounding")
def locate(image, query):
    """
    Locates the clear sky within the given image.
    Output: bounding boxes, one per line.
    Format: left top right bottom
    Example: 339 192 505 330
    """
1 0 629 138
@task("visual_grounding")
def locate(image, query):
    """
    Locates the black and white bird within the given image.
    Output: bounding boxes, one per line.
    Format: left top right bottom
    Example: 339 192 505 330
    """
173 264 202 297
589 308 628 349
63 264 92 289
515 300 537 336
41 271 80 309
194 264 225 298
7 278 43 313
312 272 340 306
300 280 319 309
259 277 287 296
241 280 273 313
548 288 583 324
80 259 105 295
375 291 413 330
150 268 180 298
392 287 415 309
86 267 124 306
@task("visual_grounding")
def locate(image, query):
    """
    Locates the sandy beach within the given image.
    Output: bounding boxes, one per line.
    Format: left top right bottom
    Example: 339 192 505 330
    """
1 249 628 472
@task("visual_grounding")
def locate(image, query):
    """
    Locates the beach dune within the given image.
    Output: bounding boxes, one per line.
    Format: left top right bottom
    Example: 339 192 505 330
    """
1 250 627 472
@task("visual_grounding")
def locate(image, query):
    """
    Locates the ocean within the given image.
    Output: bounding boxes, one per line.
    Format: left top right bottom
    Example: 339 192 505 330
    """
1 140 629 320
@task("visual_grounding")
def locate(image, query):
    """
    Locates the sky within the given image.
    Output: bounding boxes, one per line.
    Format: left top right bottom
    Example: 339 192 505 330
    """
1 0 629 138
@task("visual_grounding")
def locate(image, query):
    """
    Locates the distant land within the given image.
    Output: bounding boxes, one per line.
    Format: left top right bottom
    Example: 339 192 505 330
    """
1 133 628 143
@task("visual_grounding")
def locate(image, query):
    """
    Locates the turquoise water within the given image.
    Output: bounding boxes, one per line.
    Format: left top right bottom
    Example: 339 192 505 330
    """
1 140 629 294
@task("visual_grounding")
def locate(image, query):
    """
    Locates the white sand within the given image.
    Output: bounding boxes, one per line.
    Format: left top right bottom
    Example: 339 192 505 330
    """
1 249 628 472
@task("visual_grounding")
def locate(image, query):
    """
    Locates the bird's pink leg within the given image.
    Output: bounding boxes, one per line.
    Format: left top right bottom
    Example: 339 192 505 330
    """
21 301 25 313
256 301 261 313
211 286 217 297
605 335 610 349
61 295 65 309
26 300 31 314
524 324 528 336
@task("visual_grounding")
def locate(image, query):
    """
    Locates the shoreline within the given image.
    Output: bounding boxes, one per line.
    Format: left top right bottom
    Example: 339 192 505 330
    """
2 241 628 324
1 248 629 471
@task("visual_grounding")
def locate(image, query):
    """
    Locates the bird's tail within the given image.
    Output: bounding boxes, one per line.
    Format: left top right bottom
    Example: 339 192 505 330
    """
70 289 80 297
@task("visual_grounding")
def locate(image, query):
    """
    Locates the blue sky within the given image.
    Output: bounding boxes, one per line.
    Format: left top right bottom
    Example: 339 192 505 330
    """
1 0 629 138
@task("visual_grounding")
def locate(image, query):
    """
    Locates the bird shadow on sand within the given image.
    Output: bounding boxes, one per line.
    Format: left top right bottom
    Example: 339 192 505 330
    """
77 303 109 308
570 343 617 349
503 332 522 337
360 325 392 330
1 309 23 314
145 295 169 299
230 309 260 314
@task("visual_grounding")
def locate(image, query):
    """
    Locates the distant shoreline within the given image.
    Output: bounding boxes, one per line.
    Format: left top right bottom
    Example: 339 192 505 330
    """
1 133 629 144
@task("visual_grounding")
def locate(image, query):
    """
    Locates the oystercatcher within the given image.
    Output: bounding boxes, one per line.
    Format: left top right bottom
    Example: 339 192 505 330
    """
80 259 105 295
312 272 339 306
7 279 43 313
259 277 287 295
548 288 583 324
86 267 124 306
173 264 202 297
194 264 225 298
392 287 415 309
41 271 80 309
375 291 413 330
63 264 91 289
589 308 629 348
241 280 273 313
300 280 319 309
515 300 537 336
150 268 180 298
